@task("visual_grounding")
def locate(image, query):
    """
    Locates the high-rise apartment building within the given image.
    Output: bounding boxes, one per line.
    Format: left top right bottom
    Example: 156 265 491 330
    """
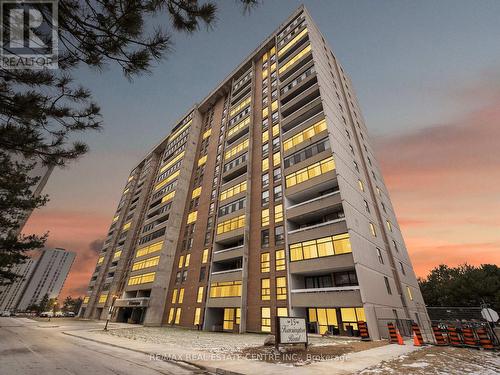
0 248 75 311
81 6 431 339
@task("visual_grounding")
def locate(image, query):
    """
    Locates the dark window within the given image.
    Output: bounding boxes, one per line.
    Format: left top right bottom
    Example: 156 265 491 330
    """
384 277 392 295
274 226 284 245
261 229 270 247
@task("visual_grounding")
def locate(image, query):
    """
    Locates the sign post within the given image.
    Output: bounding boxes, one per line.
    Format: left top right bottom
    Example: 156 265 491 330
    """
275 316 308 350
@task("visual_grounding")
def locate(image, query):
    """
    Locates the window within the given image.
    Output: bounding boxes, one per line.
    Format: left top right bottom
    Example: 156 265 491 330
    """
278 44 311 74
223 308 235 330
168 308 175 324
289 233 351 261
178 255 184 268
220 181 246 201
216 215 245 235
98 294 108 304
132 256 160 271
261 278 271 300
386 220 393 232
262 143 269 157
369 223 377 237
276 277 287 300
261 253 270 273
284 138 330 168
262 130 269 143
261 229 270 247
194 308 201 325
283 119 327 151
384 276 392 295
261 208 270 226
128 272 156 285
364 200 370 213
178 288 184 304
262 158 269 172
210 281 242 298
273 152 281 166
202 249 209 263
273 168 282 182
392 240 399 253
261 190 269 205
274 204 283 223
182 270 188 282
276 249 285 271
171 289 178 303
199 266 206 281
334 271 358 286
261 307 271 332
175 308 181 324
399 262 406 275
262 173 269 188
273 185 282 201
197 286 204 303
285 157 335 188
376 248 384 264
358 179 364 192
274 226 284 245
407 286 413 301
185 253 190 267
224 139 249 160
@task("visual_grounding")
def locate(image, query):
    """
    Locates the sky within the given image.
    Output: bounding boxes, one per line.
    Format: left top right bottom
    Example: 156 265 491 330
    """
23 0 500 299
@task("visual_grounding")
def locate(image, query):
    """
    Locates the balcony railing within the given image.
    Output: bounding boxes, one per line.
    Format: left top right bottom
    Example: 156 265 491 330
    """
288 218 346 235
291 286 360 294
287 190 340 210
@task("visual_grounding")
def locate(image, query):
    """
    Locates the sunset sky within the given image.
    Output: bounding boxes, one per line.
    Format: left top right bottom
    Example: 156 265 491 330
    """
23 0 500 299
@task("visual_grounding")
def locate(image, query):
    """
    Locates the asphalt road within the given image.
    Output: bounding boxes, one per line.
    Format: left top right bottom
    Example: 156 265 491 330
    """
0 317 204 375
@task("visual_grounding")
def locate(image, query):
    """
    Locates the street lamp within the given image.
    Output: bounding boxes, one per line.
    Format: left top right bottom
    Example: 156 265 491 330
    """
49 300 57 322
104 295 118 331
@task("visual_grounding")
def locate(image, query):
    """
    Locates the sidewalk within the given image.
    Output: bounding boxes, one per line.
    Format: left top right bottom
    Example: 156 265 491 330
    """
63 328 422 375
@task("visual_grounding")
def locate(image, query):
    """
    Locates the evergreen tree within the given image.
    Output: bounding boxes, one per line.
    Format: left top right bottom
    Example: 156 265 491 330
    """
0 0 258 283
419 264 500 310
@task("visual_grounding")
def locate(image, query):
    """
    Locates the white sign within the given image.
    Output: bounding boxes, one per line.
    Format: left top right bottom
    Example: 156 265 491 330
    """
279 317 307 344
481 308 499 322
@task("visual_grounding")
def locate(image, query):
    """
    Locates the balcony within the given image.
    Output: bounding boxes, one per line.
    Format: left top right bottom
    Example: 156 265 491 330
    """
281 83 320 119
206 296 242 308
290 286 362 308
280 68 317 105
287 190 341 221
212 245 244 263
289 252 354 275
285 169 337 203
210 268 243 283
287 218 348 245
281 96 323 133
222 157 247 183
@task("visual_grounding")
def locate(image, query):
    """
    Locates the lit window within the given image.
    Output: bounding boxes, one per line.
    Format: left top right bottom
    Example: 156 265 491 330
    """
369 223 377 237
216 215 245 235
273 152 281 166
178 255 184 268
275 249 285 271
283 119 327 151
136 241 163 258
220 181 247 201
285 157 335 188
262 107 269 118
358 179 365 192
289 233 352 261
278 44 311 74
185 253 190 267
98 294 108 304
407 286 413 301
261 253 270 273
192 187 202 199
132 256 160 271
386 220 393 232
261 278 271 300
172 289 178 303
278 28 308 56
261 307 271 332
122 222 131 231
154 170 180 191
97 256 104 264
210 281 242 298
277 307 288 317
262 130 269 143
175 308 181 324
262 208 270 226
128 272 155 285
272 124 280 137
202 248 209 263
197 286 204 303
198 155 207 166
274 204 283 223
276 277 287 300
194 307 201 325
262 158 269 172
178 288 184 304
168 308 175 324
224 139 249 160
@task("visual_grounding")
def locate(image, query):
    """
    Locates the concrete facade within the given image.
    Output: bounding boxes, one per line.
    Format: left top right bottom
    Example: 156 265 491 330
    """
81 6 431 339
0 248 75 311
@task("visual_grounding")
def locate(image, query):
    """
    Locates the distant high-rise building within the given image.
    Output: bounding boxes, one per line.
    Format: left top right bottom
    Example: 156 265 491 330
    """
0 259 36 311
81 6 431 339
0 248 75 311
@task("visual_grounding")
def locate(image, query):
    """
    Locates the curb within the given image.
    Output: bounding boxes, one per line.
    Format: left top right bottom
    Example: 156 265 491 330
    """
62 330 244 375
